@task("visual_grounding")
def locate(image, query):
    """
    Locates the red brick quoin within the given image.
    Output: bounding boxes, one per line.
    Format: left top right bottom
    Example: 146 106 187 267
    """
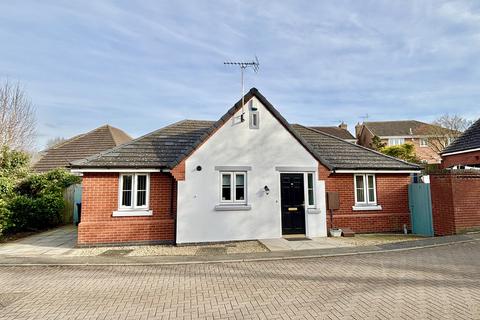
320 165 411 233
78 172 176 245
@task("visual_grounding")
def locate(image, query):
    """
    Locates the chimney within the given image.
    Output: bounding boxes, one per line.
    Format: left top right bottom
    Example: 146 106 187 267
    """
338 122 348 130
355 122 363 138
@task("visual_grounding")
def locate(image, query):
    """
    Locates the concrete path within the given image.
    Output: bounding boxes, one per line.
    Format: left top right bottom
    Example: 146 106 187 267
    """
0 232 478 266
0 226 76 256
260 237 352 251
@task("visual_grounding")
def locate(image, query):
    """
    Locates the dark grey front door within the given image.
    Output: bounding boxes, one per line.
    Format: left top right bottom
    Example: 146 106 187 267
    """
280 173 306 234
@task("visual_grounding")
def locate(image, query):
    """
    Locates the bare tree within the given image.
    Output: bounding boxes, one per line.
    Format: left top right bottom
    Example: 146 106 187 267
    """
426 114 473 154
46 137 66 149
0 80 36 151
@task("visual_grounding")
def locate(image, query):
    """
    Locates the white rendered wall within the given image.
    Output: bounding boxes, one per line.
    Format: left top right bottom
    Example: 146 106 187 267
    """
176 97 327 243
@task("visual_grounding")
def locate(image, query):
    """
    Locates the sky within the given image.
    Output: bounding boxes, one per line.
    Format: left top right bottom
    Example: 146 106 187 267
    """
1 1 479 149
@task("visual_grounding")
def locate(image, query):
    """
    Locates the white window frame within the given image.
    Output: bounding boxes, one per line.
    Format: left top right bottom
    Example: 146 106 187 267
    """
306 172 315 208
420 138 428 147
354 174 377 206
220 172 247 204
388 138 405 146
118 173 150 210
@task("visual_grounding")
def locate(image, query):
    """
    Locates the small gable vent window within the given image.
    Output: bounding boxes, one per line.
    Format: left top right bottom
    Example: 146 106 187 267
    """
249 100 259 129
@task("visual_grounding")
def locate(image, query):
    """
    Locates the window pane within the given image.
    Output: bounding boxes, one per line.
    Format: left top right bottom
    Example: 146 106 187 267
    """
355 175 365 203
307 173 314 205
137 191 146 206
235 174 245 201
308 190 314 206
137 175 147 191
121 175 133 206
123 175 132 191
222 174 231 200
367 175 375 203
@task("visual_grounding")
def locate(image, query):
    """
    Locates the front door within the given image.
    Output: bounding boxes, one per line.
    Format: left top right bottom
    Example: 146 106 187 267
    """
280 173 306 234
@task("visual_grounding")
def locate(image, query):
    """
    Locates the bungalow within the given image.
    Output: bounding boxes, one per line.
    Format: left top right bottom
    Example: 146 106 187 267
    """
70 88 420 245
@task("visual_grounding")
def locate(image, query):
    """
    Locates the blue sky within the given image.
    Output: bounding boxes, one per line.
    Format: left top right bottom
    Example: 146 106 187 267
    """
1 1 479 149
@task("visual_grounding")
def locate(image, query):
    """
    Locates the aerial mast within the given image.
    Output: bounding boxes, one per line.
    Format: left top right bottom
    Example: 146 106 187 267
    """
224 56 259 122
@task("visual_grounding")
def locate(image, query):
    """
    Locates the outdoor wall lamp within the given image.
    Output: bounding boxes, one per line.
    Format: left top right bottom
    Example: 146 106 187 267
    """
264 185 270 195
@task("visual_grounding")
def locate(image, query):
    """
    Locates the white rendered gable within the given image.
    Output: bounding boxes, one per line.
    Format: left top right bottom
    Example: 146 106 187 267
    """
176 97 327 243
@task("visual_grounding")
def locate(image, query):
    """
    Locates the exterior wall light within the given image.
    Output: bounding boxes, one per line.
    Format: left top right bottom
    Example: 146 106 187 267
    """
264 185 270 195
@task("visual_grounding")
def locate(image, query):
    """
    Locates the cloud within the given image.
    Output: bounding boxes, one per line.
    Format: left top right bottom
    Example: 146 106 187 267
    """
0 0 479 149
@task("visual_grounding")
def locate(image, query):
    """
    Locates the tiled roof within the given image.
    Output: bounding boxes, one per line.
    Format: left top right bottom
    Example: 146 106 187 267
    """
309 126 355 140
33 125 132 172
363 120 433 136
441 118 480 154
291 125 419 170
71 120 214 169
71 89 420 171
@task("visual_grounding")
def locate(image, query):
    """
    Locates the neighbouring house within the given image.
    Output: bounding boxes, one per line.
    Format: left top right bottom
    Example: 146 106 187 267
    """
70 88 420 246
440 118 480 169
33 124 132 172
355 120 453 164
309 123 356 143
33 125 132 224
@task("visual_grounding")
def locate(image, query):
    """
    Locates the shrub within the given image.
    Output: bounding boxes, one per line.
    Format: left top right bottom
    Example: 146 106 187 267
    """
0 146 81 236
380 143 420 164
6 168 81 233
8 193 65 232
0 198 11 235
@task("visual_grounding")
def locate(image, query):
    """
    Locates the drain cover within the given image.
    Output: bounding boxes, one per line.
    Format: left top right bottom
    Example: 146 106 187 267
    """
100 249 133 256
196 247 227 255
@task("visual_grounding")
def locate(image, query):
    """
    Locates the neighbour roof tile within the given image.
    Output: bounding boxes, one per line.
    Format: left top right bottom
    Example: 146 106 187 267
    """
33 125 132 172
309 126 355 140
364 120 433 136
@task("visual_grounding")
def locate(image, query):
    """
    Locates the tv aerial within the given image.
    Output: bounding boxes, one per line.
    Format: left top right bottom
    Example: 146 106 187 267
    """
224 56 260 121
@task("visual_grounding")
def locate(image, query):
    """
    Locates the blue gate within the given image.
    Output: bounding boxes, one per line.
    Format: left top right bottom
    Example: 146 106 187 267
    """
408 183 434 236
73 184 82 225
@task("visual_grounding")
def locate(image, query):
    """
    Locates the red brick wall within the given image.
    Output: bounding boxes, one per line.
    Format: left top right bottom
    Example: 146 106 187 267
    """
430 172 480 235
320 165 411 233
441 150 480 169
78 172 176 245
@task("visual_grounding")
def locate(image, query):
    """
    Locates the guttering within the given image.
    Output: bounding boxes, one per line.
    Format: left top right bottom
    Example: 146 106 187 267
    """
333 169 421 174
442 147 480 157
70 168 168 173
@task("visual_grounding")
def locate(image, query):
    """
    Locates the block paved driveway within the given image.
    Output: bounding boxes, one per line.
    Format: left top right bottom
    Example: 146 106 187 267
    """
0 242 479 320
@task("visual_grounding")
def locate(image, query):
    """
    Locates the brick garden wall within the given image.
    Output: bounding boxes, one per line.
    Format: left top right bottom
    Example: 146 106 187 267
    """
430 172 480 235
320 165 411 233
78 172 176 245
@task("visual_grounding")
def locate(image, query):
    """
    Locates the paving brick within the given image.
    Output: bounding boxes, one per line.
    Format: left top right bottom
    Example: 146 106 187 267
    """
0 242 479 319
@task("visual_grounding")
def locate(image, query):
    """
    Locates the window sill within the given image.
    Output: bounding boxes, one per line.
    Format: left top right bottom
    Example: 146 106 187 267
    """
112 210 153 217
352 205 382 211
214 205 251 211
